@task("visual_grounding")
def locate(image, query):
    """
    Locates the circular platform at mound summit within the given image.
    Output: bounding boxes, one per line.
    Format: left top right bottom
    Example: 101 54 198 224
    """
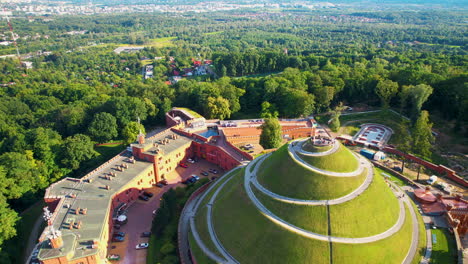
186 137 422 264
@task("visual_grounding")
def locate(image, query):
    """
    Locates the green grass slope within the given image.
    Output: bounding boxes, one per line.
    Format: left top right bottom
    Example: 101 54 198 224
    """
329 168 400 237
213 171 330 264
301 141 333 153
189 231 217 264
253 186 328 234
332 206 413 264
257 144 366 200
299 143 359 173
193 169 243 258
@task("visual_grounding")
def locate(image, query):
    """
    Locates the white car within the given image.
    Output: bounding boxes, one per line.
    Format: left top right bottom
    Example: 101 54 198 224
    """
187 158 195 164
136 243 149 249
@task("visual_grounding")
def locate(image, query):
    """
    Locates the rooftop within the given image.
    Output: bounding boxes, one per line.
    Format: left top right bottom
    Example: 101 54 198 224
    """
135 129 194 157
39 151 153 261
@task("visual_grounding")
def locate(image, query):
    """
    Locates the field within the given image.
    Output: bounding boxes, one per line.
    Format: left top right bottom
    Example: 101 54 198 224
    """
329 168 400 237
299 143 359 173
430 228 458 264
257 144 367 200
212 171 330 264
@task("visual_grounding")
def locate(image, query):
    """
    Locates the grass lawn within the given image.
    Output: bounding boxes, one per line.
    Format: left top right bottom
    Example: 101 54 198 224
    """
410 200 427 264
378 168 407 186
302 141 333 153
431 228 457 264
329 168 400 237
258 144 367 200
213 171 330 264
253 186 328 234
176 107 203 118
299 143 360 173
189 231 217 264
332 205 413 264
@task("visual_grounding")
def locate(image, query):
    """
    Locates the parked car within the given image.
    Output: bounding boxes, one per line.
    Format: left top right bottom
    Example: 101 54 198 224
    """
138 195 149 201
113 232 125 237
191 175 200 180
392 166 402 172
143 191 154 197
152 209 157 216
141 231 151 237
155 182 164 188
108 254 120 261
112 236 125 242
136 243 149 249
209 169 219 174
113 224 121 230
201 171 209 176
179 163 188 168
187 158 195 164
159 179 168 185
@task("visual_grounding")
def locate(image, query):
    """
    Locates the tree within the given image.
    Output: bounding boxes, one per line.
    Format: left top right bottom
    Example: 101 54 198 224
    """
375 79 399 108
122 121 145 145
408 84 433 118
203 96 231 120
329 104 343 132
0 193 19 250
61 134 97 170
88 112 118 143
259 118 282 149
260 101 278 118
412 111 434 159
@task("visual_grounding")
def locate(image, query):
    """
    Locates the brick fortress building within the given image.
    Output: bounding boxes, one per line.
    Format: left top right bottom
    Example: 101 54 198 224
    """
36 108 317 264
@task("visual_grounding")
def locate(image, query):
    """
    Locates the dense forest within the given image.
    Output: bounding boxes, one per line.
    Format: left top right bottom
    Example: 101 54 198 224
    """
0 8 466 263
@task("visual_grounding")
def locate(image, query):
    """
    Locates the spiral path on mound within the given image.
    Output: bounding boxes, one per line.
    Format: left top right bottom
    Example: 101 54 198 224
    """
185 141 420 264
288 140 366 177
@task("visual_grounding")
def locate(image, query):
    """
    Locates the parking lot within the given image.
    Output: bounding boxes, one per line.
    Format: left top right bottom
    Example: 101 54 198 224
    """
106 159 224 264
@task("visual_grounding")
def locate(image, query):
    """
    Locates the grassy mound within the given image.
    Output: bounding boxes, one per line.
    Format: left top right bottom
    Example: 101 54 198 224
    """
213 171 330 264
298 143 359 173
257 145 366 200
301 141 333 153
193 168 243 258
332 206 413 264
253 186 328 234
329 168 400 237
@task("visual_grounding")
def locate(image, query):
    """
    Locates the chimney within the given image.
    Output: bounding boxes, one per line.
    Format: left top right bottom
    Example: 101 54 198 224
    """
50 236 63 249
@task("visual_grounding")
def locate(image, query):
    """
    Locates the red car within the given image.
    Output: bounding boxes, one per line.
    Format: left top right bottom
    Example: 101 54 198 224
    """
179 163 188 168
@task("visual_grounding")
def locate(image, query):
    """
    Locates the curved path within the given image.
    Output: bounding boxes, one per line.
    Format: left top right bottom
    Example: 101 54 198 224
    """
288 142 366 177
296 138 340 157
251 153 374 205
188 167 244 264
244 155 407 244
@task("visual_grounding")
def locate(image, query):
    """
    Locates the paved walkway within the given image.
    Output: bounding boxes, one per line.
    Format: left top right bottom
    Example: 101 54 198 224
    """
388 183 419 264
244 155 407 244
250 153 374 205
288 142 365 177
295 139 340 157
